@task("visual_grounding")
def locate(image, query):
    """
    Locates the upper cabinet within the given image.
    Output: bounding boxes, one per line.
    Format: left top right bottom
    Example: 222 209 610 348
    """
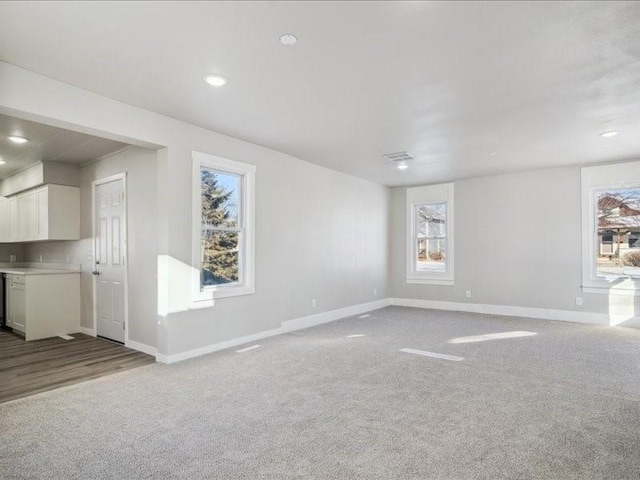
0 162 80 198
38 185 80 241
0 197 10 243
1 185 80 243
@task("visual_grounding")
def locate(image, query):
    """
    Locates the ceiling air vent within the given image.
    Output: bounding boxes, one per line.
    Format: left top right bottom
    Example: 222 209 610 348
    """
383 151 414 170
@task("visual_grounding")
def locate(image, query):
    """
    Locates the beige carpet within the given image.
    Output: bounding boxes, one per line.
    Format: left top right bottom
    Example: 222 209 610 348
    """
2 306 640 479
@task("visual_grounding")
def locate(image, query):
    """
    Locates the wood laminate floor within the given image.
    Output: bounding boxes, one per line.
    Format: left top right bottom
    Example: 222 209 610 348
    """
0 329 155 404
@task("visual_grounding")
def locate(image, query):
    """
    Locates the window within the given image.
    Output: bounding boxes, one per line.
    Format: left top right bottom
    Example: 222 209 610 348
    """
406 183 454 285
415 203 447 273
193 151 255 300
581 161 640 294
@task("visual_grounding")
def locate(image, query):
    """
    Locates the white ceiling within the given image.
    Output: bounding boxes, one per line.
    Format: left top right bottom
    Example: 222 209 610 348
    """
0 1 639 187
0 113 130 179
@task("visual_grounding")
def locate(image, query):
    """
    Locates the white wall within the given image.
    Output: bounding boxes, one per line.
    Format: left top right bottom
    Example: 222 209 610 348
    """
390 166 640 325
165 155 388 354
1 61 389 356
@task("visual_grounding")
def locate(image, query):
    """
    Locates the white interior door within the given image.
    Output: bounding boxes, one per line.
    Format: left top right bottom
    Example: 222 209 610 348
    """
94 177 126 343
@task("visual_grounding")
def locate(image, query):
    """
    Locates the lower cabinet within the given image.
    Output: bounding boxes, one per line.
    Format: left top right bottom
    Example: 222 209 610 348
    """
5 273 80 341
6 275 26 333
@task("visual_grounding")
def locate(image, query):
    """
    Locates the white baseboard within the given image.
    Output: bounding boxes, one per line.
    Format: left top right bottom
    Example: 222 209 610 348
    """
126 339 157 357
281 298 390 333
156 327 282 364
80 326 156 356
79 327 96 336
156 298 391 364
155 295 640 364
389 297 638 327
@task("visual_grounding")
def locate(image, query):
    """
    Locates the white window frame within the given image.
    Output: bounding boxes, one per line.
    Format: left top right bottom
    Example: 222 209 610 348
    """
581 161 640 295
406 183 454 285
192 151 256 301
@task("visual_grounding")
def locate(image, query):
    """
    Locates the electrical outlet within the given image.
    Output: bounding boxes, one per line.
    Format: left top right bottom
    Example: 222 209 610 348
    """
575 296 583 307
466 290 472 299
373 288 377 296
9 254 16 262
312 299 317 308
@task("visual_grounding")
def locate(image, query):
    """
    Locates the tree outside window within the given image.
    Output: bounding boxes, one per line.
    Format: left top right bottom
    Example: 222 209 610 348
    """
200 168 242 287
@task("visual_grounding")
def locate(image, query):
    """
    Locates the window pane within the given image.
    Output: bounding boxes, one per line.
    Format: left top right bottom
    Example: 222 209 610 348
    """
201 168 241 228
416 238 446 272
416 203 447 238
415 202 447 272
201 230 240 287
596 188 640 277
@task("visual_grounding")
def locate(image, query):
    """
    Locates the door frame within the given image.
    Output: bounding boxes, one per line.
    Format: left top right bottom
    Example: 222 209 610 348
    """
91 172 129 345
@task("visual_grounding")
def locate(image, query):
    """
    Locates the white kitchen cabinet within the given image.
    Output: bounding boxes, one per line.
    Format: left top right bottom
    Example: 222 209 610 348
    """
37 186 48 239
18 189 37 241
1 184 80 242
37 184 80 240
6 274 26 333
9 196 18 242
4 271 80 340
0 197 11 242
0 162 80 197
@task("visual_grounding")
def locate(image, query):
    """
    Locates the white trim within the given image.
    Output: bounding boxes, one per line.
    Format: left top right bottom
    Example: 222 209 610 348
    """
281 298 390 332
582 286 640 296
406 183 455 285
154 295 640 364
406 278 455 286
389 297 618 326
156 298 390 364
81 325 156 357
91 172 130 344
191 151 256 302
581 161 640 291
125 339 157 357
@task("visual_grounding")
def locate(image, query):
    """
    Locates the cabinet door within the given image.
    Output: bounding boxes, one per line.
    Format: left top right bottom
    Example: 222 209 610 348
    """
4 277 13 328
17 192 38 242
9 280 26 333
0 197 11 243
37 186 49 240
47 185 80 240
25 191 38 241
9 196 19 242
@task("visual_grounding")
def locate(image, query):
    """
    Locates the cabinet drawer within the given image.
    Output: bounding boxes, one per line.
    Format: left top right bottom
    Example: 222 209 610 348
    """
10 274 25 285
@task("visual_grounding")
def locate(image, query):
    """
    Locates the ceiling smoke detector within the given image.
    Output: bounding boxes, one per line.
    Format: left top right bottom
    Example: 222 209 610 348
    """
383 151 414 170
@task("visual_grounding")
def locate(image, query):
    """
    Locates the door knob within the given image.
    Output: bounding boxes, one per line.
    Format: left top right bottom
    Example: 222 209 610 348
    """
92 270 100 276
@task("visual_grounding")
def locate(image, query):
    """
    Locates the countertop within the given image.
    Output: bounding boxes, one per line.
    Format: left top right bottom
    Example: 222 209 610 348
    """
0 267 81 275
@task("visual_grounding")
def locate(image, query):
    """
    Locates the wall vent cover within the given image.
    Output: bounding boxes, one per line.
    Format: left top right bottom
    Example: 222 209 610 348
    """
382 151 414 164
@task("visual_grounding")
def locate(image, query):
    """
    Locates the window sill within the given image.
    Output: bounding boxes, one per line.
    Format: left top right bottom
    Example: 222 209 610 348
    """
193 285 255 303
406 278 454 286
582 285 640 296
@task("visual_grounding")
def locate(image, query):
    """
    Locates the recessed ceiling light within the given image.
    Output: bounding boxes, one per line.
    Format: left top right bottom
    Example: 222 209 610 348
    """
203 74 228 87
279 34 297 46
397 161 409 170
599 130 619 138
0 159 6 165
8 135 29 144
